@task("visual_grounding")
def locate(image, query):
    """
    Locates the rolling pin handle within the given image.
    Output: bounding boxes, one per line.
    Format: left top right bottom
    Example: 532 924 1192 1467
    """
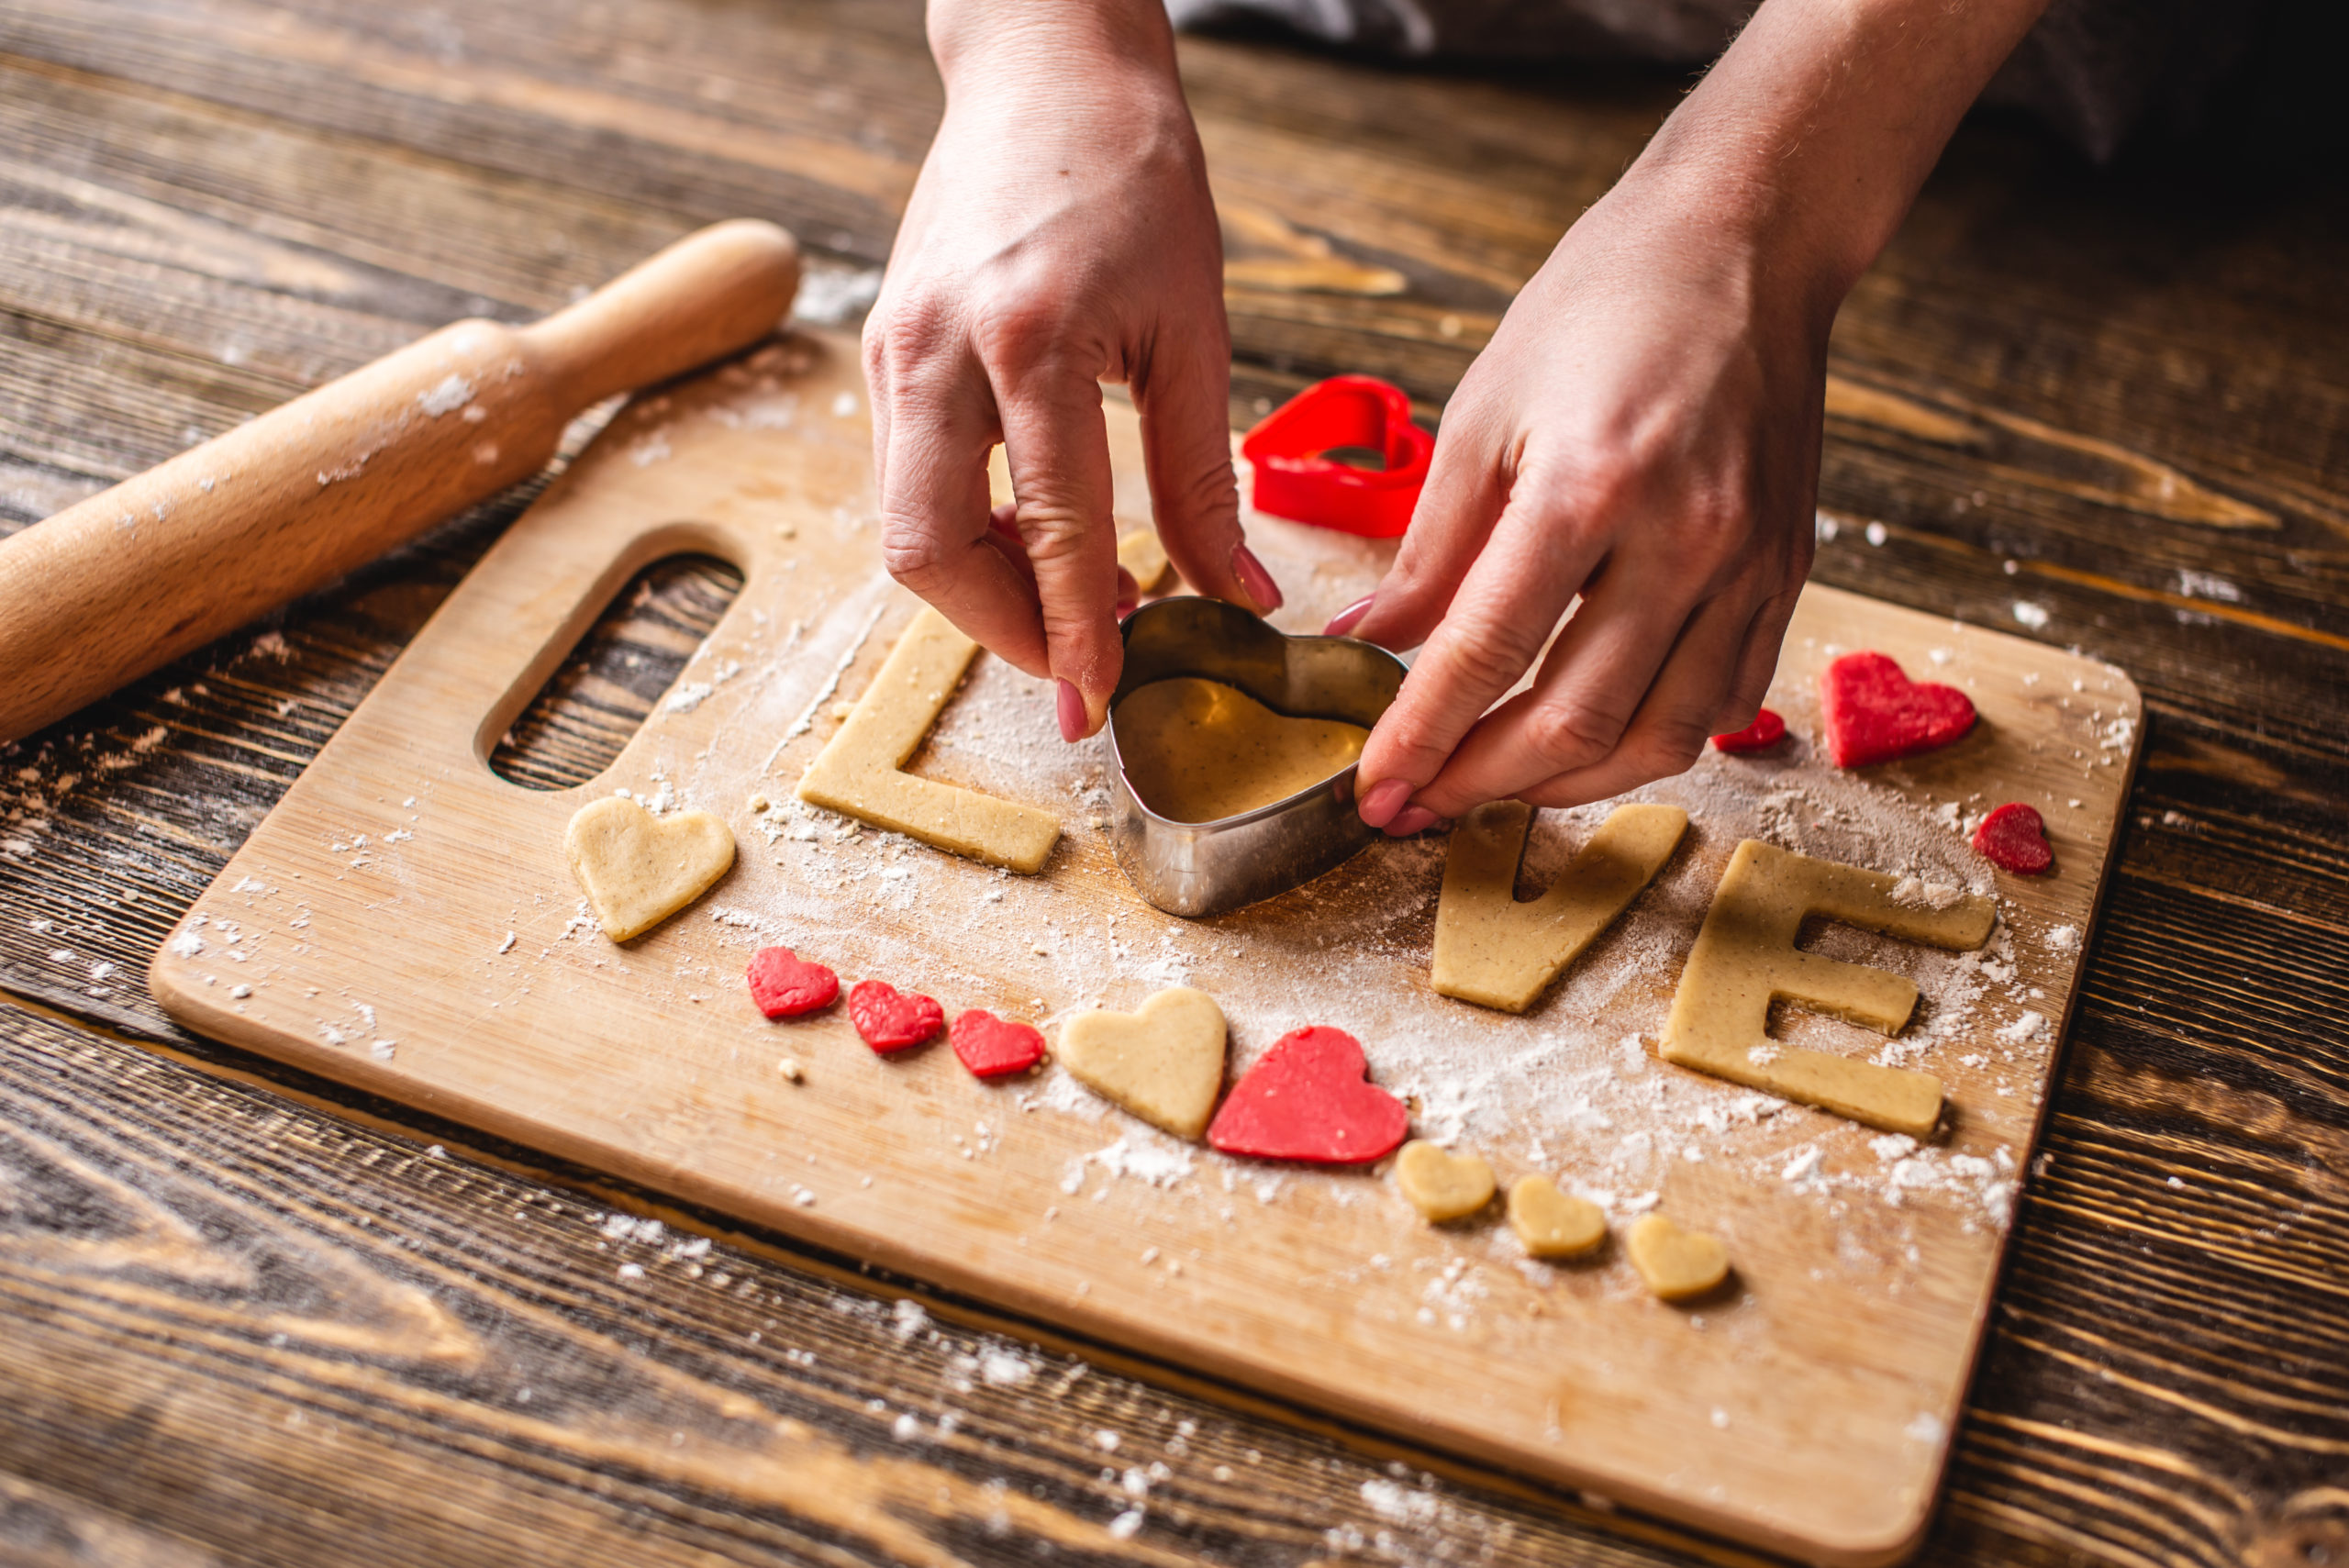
527 219 803 405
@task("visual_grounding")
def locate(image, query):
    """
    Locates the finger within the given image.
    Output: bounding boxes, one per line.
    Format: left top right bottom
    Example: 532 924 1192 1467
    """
993 361 1124 737
1508 594 1753 811
1344 393 1510 651
1131 318 1272 612
1352 480 1611 824
1713 584 1800 732
875 360 1051 678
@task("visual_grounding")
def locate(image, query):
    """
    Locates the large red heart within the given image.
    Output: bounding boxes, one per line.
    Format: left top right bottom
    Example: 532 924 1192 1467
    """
1206 1026 1408 1164
1973 802 2054 874
746 946 839 1018
950 1009 1046 1079
1819 651 1976 768
849 980 943 1054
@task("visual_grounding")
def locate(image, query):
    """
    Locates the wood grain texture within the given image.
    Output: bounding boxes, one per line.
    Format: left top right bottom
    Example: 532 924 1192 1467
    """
1 1 2344 1565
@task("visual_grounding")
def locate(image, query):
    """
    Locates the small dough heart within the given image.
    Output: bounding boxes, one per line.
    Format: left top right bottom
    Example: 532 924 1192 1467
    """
1709 706 1786 754
1394 1140 1495 1222
1819 651 1976 768
849 980 944 1054
564 795 735 941
1058 986 1227 1140
1508 1175 1606 1259
1625 1214 1731 1302
950 1009 1046 1079
1973 802 2054 874
746 946 838 1018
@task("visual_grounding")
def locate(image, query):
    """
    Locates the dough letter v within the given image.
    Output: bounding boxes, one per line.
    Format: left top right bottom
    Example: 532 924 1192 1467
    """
1660 840 1994 1136
1431 802 1688 1013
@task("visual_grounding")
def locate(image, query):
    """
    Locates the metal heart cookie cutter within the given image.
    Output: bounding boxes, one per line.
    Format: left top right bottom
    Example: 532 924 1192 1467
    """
1106 596 1407 917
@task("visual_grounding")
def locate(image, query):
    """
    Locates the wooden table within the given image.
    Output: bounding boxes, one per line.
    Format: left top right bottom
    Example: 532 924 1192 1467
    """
2 4 2343 1564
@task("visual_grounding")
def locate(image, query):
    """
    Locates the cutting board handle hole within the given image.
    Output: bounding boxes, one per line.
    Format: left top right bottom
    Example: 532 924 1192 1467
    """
488 550 743 790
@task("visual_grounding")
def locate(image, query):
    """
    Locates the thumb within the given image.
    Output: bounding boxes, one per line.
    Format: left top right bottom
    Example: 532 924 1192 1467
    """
1133 328 1282 616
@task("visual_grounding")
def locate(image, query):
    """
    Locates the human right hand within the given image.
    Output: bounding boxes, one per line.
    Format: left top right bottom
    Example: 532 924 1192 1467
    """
865 0 1282 742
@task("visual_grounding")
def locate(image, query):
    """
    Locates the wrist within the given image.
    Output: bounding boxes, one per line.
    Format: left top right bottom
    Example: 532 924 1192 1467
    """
929 0 1181 95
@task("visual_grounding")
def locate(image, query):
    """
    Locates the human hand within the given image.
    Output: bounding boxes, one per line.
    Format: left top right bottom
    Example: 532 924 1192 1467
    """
1339 176 1825 835
865 0 1281 742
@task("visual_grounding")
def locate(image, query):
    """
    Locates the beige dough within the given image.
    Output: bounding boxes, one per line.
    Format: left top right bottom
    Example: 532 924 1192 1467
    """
1507 1175 1607 1259
1057 986 1228 1140
563 795 736 941
796 607 1062 873
1432 802 1688 1012
1117 527 1173 595
1660 839 1996 1136
1394 1140 1495 1222
1112 677 1368 824
1625 1214 1730 1302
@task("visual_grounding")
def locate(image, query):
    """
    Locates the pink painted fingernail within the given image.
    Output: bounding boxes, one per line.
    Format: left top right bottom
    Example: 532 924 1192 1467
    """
1358 777 1411 828
1056 679 1087 743
1323 595 1375 638
1230 541 1285 614
1386 806 1442 838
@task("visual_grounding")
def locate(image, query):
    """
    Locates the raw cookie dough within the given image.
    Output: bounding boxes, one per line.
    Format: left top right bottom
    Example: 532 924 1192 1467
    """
1432 802 1688 1012
1113 677 1368 823
1661 839 1996 1136
1395 1140 1495 1222
564 795 735 941
796 607 1062 873
1117 527 1172 595
1508 1175 1606 1259
1058 985 1228 1140
1625 1214 1730 1302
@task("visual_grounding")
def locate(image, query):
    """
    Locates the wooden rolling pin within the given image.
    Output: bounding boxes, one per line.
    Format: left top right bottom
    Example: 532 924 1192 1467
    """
0 218 802 746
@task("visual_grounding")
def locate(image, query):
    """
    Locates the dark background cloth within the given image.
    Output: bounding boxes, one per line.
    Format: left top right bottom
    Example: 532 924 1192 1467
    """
1169 0 2340 166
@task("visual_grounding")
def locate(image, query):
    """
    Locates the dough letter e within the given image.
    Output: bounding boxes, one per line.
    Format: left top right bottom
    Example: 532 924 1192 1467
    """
1660 840 1994 1136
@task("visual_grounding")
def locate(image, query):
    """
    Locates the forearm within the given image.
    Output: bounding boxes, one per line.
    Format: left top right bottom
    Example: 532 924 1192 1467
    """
1622 0 2052 328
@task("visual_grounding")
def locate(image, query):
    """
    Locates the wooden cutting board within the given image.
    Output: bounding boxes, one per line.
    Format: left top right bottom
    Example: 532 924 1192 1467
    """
149 328 2143 1565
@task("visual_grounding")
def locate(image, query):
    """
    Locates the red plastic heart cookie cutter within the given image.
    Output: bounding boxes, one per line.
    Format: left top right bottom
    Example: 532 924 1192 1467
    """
1240 375 1432 539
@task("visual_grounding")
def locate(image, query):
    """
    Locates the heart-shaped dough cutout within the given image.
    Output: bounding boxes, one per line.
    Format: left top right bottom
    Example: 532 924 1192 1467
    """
950 1009 1046 1079
1207 1025 1408 1165
564 796 735 941
849 980 944 1054
1625 1213 1731 1302
1819 651 1976 768
1508 1175 1606 1258
746 946 838 1018
1113 678 1368 825
1973 801 2054 874
1395 1140 1495 1222
1059 986 1228 1140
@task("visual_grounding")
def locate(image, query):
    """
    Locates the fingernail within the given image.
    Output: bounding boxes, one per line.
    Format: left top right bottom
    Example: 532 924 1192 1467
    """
1323 594 1375 638
1358 777 1411 828
1230 541 1285 614
1386 806 1442 838
1056 679 1087 743
1115 595 1139 620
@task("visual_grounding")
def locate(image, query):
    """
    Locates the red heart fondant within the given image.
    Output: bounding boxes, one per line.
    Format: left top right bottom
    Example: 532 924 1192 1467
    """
849 980 944 1054
1710 706 1786 754
746 946 839 1018
1973 802 2054 874
949 1009 1046 1079
1206 1025 1408 1164
1819 651 1976 768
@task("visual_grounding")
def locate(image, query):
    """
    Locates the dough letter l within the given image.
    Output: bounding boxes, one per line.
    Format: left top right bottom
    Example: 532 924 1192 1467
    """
1660 840 1994 1136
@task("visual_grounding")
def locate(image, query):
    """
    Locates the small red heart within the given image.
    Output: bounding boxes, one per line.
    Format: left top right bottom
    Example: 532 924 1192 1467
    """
1973 802 2054 874
950 1009 1046 1079
1819 651 1976 768
1710 706 1786 753
1206 1025 1408 1165
849 980 943 1054
745 946 839 1018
